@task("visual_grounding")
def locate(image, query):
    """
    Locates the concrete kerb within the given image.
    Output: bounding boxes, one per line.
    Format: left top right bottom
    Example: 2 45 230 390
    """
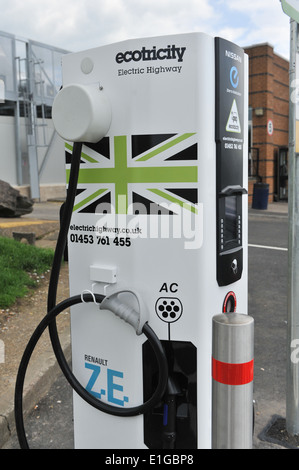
0 201 69 448
249 201 288 218
0 334 71 448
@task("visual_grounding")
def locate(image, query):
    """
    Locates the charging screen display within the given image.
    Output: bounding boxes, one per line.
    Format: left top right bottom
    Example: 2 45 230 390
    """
224 196 237 243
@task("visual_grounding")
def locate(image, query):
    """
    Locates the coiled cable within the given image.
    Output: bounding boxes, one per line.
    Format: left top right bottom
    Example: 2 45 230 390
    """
14 142 168 449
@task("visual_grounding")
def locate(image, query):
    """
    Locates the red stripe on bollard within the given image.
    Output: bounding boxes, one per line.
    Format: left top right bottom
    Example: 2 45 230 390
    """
212 357 254 385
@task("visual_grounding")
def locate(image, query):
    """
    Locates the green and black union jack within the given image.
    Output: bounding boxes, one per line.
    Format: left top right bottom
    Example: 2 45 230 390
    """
65 133 198 215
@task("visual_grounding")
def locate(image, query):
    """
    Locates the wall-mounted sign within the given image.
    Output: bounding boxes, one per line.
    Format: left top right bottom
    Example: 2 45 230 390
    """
281 0 299 23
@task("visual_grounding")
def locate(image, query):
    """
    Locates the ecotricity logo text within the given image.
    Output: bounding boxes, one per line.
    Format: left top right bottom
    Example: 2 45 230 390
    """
115 45 186 64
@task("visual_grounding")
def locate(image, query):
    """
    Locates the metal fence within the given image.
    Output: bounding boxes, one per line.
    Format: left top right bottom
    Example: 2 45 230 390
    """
0 30 69 198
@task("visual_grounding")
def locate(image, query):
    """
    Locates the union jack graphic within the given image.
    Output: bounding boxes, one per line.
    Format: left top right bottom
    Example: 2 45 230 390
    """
65 133 198 215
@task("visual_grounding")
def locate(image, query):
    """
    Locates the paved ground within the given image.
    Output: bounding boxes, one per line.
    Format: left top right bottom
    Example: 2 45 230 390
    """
249 205 289 449
0 200 295 449
0 201 71 448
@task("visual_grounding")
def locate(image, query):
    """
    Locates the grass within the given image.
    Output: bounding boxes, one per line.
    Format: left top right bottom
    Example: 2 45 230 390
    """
0 236 54 308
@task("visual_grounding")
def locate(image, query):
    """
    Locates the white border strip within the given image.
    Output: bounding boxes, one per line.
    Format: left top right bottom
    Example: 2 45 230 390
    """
249 243 288 252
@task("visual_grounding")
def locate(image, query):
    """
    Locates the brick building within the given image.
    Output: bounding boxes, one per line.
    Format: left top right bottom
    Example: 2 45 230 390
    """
245 43 289 204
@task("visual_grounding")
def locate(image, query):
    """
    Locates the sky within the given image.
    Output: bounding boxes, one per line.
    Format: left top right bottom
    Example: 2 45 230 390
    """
0 0 292 59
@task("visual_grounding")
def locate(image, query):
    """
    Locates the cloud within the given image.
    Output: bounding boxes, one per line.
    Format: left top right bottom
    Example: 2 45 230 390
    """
0 0 215 51
223 0 290 58
60 0 217 50
0 0 291 59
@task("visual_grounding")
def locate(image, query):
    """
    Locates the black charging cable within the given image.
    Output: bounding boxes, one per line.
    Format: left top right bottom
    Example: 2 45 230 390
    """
14 142 168 449
14 292 168 449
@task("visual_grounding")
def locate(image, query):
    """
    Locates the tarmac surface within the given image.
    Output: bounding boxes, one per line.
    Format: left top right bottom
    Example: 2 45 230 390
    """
0 199 295 450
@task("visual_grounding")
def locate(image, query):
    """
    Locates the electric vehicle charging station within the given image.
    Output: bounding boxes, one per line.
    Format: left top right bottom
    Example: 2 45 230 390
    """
15 32 251 450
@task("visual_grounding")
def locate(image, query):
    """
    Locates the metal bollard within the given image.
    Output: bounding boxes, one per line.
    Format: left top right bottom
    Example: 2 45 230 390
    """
212 313 254 449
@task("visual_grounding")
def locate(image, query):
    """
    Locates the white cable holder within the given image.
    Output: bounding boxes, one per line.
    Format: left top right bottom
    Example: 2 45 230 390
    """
100 290 148 336
80 288 101 306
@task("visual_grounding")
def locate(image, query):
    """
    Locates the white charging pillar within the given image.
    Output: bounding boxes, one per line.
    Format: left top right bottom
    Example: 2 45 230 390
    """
53 32 249 449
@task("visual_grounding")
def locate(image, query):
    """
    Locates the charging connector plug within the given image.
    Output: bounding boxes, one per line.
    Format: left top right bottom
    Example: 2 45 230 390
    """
162 376 181 449
100 290 147 335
